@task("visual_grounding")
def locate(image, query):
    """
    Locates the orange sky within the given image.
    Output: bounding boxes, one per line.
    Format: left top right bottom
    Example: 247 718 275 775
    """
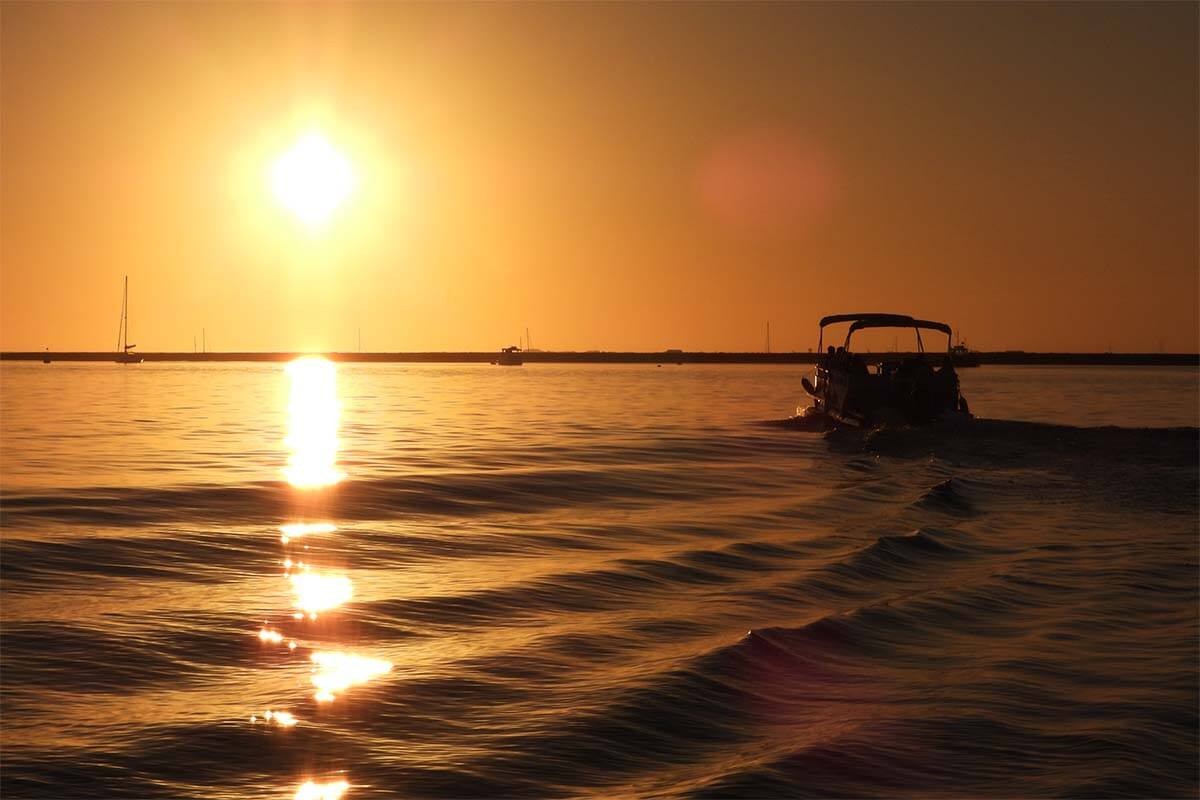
2 2 1197 353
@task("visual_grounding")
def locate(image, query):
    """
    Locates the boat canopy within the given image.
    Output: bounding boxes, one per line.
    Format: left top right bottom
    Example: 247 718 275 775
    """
819 313 950 335
848 318 951 336
817 313 953 353
820 313 911 328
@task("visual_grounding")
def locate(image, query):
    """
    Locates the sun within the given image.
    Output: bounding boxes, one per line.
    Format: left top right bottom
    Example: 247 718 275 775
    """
271 132 356 229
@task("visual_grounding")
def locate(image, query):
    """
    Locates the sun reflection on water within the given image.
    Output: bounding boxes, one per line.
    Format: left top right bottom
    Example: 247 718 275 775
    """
250 709 299 728
311 651 393 702
290 571 353 619
266 709 298 727
294 779 349 800
258 627 284 644
284 357 344 488
280 522 338 544
272 358 366 792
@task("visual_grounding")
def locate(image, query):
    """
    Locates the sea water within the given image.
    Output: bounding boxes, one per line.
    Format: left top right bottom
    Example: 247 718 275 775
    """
2 363 1196 798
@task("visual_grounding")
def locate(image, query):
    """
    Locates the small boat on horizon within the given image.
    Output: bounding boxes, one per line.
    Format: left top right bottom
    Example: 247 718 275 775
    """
497 345 524 366
951 341 981 368
114 275 143 364
800 312 970 427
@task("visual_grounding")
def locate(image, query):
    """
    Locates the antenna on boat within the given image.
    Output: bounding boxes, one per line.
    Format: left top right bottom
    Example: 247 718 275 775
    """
526 327 531 351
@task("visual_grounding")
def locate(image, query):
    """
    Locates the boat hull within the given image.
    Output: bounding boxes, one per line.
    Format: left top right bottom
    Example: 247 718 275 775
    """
807 357 967 428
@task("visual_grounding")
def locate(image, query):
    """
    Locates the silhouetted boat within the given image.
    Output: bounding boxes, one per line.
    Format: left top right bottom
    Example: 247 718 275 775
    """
951 342 981 367
114 276 143 364
497 345 523 366
801 313 969 427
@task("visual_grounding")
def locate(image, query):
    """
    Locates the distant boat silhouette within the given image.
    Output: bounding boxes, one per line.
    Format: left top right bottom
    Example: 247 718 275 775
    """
951 341 981 368
497 345 523 366
114 276 143 364
42 347 50 364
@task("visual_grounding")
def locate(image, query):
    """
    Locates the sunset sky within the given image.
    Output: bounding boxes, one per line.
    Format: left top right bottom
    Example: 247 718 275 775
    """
2 2 1196 353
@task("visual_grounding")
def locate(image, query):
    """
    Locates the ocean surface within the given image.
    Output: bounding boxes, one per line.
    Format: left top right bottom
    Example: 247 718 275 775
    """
2 362 1197 799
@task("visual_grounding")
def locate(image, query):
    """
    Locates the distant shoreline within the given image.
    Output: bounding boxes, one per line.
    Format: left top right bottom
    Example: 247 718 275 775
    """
3 351 1197 366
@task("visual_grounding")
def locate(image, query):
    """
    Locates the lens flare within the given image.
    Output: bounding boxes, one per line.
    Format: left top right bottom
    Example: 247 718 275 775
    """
280 522 337 544
284 358 344 488
311 651 392 702
290 571 353 618
294 780 349 800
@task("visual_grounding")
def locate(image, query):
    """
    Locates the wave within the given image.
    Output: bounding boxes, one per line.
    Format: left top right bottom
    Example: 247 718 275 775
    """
4 561 1196 798
812 526 974 588
0 463 750 530
911 478 977 516
3 407 1196 799
5 419 1192 531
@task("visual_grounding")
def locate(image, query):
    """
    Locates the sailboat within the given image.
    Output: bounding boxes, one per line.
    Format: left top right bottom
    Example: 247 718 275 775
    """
114 276 143 364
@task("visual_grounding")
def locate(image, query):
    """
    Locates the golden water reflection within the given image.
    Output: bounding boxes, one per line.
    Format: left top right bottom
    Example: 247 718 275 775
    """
283 358 344 488
311 651 393 703
279 522 338 544
289 571 354 619
294 779 349 800
276 358 361 793
250 709 299 728
265 709 298 727
257 627 284 644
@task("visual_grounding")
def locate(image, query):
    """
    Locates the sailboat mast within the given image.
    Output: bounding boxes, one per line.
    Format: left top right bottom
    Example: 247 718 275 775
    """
115 277 130 352
115 277 127 352
123 275 129 352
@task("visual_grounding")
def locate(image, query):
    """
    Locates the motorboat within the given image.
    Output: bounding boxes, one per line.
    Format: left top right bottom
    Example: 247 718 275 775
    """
951 342 981 367
801 313 969 427
497 345 524 366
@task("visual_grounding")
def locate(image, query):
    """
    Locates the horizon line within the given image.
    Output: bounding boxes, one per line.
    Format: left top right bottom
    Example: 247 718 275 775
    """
3 350 1197 367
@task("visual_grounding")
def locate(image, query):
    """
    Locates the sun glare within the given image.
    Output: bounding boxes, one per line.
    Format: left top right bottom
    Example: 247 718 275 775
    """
310 651 393 703
294 780 349 800
290 570 354 618
284 357 344 488
280 522 338 544
258 627 284 644
271 132 356 229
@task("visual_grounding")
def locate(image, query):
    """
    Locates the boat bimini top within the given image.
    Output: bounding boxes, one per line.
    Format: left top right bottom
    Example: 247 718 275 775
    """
818 313 953 354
